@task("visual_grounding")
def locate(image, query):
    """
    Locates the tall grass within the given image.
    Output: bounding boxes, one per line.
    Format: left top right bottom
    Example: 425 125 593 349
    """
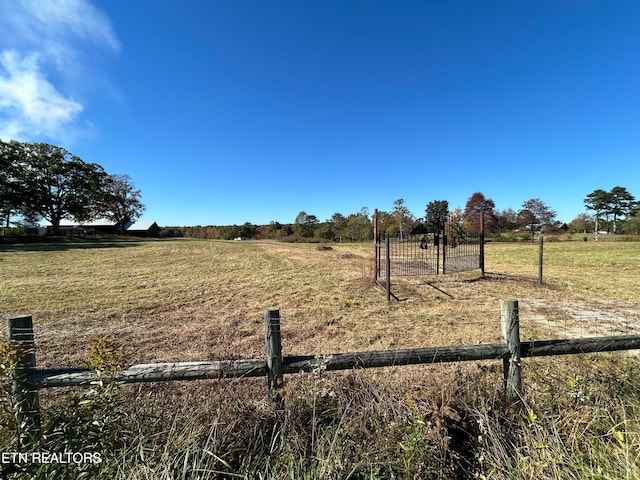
2 350 638 479
475 355 640 479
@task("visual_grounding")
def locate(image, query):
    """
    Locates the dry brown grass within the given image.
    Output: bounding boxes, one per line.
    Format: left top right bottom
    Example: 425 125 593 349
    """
1 238 639 371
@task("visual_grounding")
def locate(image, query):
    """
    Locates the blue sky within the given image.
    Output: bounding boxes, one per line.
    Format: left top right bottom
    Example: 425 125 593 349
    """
1 1 639 226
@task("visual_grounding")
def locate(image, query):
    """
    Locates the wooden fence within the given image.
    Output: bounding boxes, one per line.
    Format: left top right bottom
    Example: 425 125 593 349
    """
6 300 640 442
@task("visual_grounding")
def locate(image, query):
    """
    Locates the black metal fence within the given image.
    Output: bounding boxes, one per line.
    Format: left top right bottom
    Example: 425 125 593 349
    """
376 234 437 277
442 220 484 274
376 219 484 278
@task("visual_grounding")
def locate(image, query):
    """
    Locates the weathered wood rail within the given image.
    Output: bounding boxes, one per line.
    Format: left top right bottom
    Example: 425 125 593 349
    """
24 335 640 387
6 300 640 441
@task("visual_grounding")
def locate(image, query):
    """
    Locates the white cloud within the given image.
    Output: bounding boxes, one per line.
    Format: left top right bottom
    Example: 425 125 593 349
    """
0 0 119 143
0 50 83 141
1 0 120 67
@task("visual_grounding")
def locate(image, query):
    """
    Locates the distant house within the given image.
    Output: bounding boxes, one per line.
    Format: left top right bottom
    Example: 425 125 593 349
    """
50 219 118 235
125 221 160 237
46 219 160 237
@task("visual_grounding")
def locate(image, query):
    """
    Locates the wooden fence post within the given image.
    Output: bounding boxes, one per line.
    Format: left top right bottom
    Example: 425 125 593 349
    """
6 315 41 444
538 236 544 285
264 308 283 399
500 299 522 402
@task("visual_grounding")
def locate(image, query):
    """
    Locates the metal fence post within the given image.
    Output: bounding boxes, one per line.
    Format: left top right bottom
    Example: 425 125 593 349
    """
500 300 522 402
6 315 41 444
480 210 485 276
442 233 447 275
373 209 379 283
385 236 391 302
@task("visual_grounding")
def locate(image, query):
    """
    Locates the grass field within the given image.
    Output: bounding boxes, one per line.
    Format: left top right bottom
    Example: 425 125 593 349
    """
1 237 639 478
2 237 639 366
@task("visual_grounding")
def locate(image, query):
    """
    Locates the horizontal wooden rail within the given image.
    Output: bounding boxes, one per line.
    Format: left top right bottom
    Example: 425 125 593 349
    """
27 344 509 388
283 344 509 373
522 335 640 357
28 359 267 388
24 335 640 389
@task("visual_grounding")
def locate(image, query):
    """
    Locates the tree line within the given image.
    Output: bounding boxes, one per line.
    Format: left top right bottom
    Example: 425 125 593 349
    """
171 188 639 242
583 187 639 237
0 140 145 235
165 208 376 242
2 139 637 241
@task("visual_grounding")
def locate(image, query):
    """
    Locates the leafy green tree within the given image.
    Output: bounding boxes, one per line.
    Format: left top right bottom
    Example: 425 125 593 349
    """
0 140 25 230
312 221 333 241
609 186 637 234
494 208 518 232
293 211 308 237
568 213 594 234
293 211 320 238
622 215 640 235
425 200 449 233
256 221 284 239
584 187 637 238
584 189 611 240
304 215 319 237
330 213 348 242
516 209 538 239
16 142 107 235
293 211 319 238
376 210 395 237
392 198 414 241
100 174 145 234
346 208 372 241
218 225 241 240
239 222 256 239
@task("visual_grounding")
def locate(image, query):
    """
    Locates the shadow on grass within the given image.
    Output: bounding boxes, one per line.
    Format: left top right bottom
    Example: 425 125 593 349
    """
482 271 540 283
0 236 145 253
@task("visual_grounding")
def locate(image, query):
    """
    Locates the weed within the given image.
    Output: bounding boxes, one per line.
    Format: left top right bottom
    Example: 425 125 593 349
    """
1 337 127 479
0 339 20 446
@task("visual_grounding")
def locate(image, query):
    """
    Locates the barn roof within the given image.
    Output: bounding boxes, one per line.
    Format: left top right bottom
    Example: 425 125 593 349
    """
56 219 116 227
45 219 158 231
125 221 158 231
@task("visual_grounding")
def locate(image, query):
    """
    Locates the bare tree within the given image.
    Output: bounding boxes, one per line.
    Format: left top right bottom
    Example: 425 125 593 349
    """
520 198 556 235
392 198 414 241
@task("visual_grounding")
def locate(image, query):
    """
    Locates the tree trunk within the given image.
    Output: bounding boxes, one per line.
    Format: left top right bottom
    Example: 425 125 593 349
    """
51 219 61 236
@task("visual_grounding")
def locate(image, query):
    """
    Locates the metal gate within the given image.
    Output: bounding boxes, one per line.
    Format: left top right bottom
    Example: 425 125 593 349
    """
376 217 484 278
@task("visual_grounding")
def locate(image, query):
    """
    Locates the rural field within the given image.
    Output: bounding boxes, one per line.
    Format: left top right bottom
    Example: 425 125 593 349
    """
1 236 640 479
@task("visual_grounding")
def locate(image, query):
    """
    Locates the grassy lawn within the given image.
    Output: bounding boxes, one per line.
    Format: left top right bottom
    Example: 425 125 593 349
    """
1 237 639 365
485 240 640 301
1 237 639 478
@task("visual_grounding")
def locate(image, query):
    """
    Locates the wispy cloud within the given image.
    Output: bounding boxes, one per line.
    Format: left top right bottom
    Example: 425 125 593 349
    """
0 0 119 143
0 51 83 140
